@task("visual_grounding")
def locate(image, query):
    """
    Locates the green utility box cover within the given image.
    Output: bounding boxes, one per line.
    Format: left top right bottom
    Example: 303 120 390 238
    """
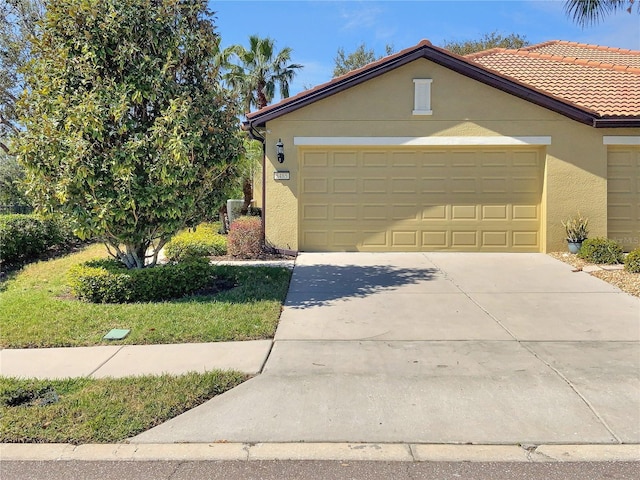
103 329 130 340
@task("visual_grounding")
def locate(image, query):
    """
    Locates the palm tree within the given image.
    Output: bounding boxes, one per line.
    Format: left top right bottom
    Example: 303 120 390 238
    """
223 36 302 216
565 0 637 26
225 35 303 113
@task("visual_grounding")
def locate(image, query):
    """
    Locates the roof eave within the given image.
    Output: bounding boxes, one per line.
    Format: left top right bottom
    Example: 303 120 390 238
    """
593 117 640 128
245 43 613 129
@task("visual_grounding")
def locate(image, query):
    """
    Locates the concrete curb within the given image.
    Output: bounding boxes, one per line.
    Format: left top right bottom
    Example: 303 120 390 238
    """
2 443 639 463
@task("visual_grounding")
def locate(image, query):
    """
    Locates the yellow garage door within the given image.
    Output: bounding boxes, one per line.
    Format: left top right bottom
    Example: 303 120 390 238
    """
299 147 543 252
608 146 640 251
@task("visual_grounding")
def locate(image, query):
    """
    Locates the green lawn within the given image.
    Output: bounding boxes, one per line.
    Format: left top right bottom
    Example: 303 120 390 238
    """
0 244 292 348
0 371 248 443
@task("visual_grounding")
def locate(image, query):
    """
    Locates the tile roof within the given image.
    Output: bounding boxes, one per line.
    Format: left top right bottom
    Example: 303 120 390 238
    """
467 41 640 117
522 40 640 67
245 40 640 129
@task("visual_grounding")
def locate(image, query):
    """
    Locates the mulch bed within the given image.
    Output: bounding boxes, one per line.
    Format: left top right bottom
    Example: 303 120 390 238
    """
548 251 640 298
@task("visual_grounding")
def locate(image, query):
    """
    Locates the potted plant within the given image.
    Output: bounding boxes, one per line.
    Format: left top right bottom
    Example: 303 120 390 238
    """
562 213 589 253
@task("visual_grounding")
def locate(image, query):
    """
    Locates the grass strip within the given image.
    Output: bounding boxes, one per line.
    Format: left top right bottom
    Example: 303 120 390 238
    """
0 371 248 444
0 244 292 348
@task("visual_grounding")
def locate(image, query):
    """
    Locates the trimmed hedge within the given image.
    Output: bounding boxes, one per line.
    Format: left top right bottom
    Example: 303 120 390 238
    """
625 249 640 273
577 237 624 265
0 214 75 263
227 216 262 258
68 258 216 303
164 223 227 262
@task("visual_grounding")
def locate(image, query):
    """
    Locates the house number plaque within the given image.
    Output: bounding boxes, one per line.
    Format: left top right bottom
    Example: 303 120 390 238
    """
274 171 290 180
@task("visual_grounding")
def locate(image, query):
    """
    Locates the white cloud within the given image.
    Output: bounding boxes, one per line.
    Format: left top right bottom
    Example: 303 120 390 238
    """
339 3 384 31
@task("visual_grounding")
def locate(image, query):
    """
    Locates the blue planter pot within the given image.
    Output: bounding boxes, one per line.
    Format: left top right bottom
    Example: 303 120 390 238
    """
567 242 582 254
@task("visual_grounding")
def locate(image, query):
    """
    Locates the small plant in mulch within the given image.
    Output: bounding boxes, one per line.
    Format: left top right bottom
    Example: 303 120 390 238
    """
578 237 624 264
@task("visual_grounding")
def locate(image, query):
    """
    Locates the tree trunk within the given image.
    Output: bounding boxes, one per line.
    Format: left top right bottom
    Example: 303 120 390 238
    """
241 176 252 215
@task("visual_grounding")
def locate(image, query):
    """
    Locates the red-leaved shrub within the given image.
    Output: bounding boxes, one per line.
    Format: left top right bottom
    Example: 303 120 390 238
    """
227 216 262 258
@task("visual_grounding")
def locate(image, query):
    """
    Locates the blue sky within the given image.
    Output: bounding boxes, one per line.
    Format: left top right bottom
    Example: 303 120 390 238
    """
211 0 640 96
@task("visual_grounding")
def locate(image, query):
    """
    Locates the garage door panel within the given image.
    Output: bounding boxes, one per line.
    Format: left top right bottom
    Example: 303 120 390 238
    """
362 151 387 166
362 178 387 193
333 204 358 220
302 151 328 167
482 177 509 193
481 205 507 220
483 231 508 247
451 177 477 193
450 151 477 167
333 151 358 167
299 148 542 252
451 205 478 220
392 231 418 247
512 150 539 167
422 205 447 220
392 204 419 220
391 178 419 193
362 204 388 220
513 231 539 248
391 151 418 167
452 231 478 247
333 231 358 246
332 178 357 193
362 231 388 247
422 177 448 193
302 178 328 194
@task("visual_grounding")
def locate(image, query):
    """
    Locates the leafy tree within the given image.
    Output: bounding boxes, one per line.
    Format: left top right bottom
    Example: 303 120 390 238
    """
0 150 30 206
223 35 301 213
443 32 530 56
565 0 638 26
0 0 44 154
16 0 242 269
333 43 394 77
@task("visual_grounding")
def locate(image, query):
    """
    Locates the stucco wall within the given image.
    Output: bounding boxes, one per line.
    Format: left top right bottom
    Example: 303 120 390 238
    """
260 58 638 252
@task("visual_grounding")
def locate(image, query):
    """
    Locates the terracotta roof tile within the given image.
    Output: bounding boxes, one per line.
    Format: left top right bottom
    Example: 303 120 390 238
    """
521 40 640 67
467 41 640 117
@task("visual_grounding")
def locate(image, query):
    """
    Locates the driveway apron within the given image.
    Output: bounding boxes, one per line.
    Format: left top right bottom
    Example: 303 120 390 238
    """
132 253 640 445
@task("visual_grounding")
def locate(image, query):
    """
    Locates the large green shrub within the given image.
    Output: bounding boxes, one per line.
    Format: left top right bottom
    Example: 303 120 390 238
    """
164 223 227 262
227 216 262 258
68 258 216 303
624 249 640 273
577 237 624 265
0 214 75 263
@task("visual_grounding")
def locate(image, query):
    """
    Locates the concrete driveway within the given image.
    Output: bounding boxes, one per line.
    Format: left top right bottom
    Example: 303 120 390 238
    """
133 253 640 445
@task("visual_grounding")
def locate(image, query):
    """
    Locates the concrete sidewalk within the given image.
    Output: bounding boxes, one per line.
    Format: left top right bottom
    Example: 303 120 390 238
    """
0 340 272 378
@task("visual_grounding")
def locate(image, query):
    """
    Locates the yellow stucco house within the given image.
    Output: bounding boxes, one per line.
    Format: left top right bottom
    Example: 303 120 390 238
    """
244 40 640 253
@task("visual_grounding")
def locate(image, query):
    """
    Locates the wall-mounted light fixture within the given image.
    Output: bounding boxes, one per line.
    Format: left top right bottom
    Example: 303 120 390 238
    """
276 139 284 163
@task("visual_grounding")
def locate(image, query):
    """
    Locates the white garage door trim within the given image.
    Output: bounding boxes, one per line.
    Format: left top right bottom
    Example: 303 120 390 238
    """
294 136 552 147
603 136 640 145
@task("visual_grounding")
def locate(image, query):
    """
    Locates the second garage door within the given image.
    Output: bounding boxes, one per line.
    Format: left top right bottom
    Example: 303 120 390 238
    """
299 147 543 252
608 146 640 251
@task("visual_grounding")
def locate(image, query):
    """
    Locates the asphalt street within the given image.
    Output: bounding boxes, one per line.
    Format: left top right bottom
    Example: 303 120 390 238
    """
2 460 639 480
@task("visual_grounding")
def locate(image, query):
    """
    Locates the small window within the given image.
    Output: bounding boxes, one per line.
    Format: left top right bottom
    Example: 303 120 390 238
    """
413 79 432 115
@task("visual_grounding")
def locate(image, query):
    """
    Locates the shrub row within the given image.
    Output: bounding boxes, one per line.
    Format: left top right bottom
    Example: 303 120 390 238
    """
625 249 640 273
576 237 640 273
68 258 215 303
0 214 75 263
164 223 227 262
